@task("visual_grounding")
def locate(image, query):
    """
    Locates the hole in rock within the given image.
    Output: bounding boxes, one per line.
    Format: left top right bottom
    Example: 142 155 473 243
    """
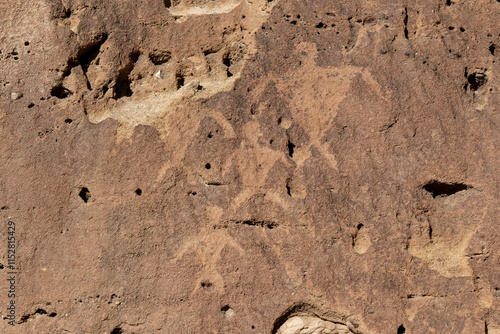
112 50 139 99
135 188 142 196
65 119 73 124
490 44 496 55
201 281 212 288
397 325 406 334
287 140 295 158
176 72 185 89
222 53 233 77
110 328 123 334
51 84 72 99
205 163 211 170
149 50 171 65
467 71 487 91
79 187 90 203
423 180 470 198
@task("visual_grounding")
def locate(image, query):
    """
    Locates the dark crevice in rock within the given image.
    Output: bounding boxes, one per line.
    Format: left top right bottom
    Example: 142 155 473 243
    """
19 309 50 324
176 71 185 89
465 68 487 92
50 83 72 99
223 52 233 77
217 219 278 229
287 140 295 158
403 7 409 39
113 50 140 99
235 219 277 229
423 180 471 198
75 33 109 91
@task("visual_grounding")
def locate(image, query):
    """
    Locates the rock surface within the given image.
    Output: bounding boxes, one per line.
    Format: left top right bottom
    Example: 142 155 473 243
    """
0 0 499 333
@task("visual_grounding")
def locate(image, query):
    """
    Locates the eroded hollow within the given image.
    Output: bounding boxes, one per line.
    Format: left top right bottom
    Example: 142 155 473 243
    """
272 303 355 334
423 180 471 198
149 50 171 65
275 316 353 334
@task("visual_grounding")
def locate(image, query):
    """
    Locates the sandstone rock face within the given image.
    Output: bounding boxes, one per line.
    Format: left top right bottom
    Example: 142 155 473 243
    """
0 0 499 333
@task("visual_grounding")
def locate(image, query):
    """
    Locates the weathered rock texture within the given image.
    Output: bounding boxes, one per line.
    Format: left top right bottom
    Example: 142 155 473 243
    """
0 0 499 333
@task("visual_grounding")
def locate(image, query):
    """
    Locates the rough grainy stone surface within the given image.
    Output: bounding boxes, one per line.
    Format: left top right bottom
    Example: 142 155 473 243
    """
0 0 499 333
